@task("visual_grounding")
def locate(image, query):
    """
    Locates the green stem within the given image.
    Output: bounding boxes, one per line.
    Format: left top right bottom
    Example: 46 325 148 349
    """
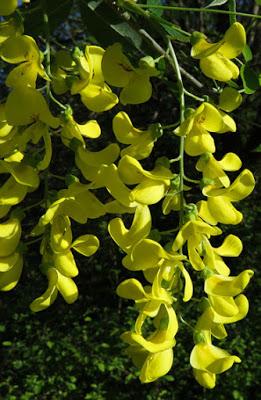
168 39 185 228
25 236 43 246
162 122 180 130
228 0 237 24
49 173 66 181
21 200 45 212
184 89 205 102
135 4 261 19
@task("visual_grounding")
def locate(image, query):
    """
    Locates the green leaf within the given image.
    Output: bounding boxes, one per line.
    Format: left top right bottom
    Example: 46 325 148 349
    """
242 45 253 63
255 0 261 5
147 0 164 17
240 64 260 94
21 0 73 36
206 0 228 7
79 0 144 51
158 20 190 43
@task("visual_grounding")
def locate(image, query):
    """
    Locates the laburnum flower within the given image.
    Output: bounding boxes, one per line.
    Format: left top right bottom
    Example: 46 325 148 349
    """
118 155 173 205
202 234 243 276
172 218 222 270
174 102 236 156
0 16 23 45
5 86 59 128
0 35 48 88
196 152 242 188
72 45 118 112
31 181 106 236
102 43 159 105
0 0 18 16
0 217 23 291
61 112 101 148
112 111 159 160
75 143 120 182
121 305 178 382
191 22 246 81
30 265 79 312
204 269 254 320
0 160 40 217
108 204 151 253
199 169 255 225
190 341 241 389
218 87 243 112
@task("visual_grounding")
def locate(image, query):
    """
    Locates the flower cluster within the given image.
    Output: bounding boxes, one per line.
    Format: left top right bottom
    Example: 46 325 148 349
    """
0 4 256 390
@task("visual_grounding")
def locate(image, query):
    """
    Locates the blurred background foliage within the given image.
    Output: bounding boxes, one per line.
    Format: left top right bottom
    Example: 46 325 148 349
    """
0 0 260 399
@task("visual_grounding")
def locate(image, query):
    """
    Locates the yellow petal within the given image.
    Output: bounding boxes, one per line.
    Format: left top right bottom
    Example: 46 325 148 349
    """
112 111 145 144
30 268 58 312
179 264 193 301
0 0 17 16
120 73 152 105
207 197 243 225
116 278 146 300
213 234 242 257
193 369 216 389
220 22 246 59
130 179 167 205
0 252 23 291
102 42 133 87
80 82 118 112
212 294 249 324
208 295 239 317
54 250 78 278
199 103 223 132
108 204 151 252
50 215 72 253
200 54 239 82
140 349 173 383
185 125 215 156
219 87 243 112
5 86 59 128
78 119 101 138
205 269 254 297
123 239 166 271
56 270 78 304
71 234 99 257
0 217 21 257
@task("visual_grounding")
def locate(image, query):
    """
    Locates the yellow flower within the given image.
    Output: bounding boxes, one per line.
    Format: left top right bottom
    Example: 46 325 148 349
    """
122 305 177 382
5 86 59 128
112 111 157 160
102 43 159 105
73 45 119 112
0 16 23 45
108 204 151 253
0 0 18 16
191 22 246 81
199 169 255 225
30 266 78 312
61 113 101 148
1 35 49 88
175 102 236 156
190 342 241 389
172 218 222 270
196 152 242 188
118 155 173 205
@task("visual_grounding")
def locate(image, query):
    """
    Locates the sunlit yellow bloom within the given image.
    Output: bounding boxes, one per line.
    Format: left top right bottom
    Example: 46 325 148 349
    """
219 87 243 112
122 305 177 382
75 143 120 181
205 269 254 297
0 0 18 16
191 23 246 81
30 266 78 312
172 218 221 270
51 50 75 95
108 204 151 252
118 155 173 205
5 86 60 128
190 342 240 389
61 114 101 148
0 218 21 257
123 238 185 272
0 251 23 291
175 102 236 156
203 234 243 276
112 111 157 160
1 34 48 87
31 182 106 236
196 152 242 188
0 16 23 45
71 45 118 112
102 43 159 105
199 169 255 225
